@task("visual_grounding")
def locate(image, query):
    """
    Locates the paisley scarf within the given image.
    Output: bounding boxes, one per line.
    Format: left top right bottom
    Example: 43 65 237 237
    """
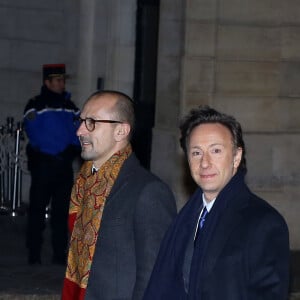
62 144 132 299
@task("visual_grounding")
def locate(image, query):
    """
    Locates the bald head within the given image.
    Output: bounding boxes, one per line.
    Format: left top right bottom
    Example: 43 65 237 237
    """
77 91 135 167
86 90 135 136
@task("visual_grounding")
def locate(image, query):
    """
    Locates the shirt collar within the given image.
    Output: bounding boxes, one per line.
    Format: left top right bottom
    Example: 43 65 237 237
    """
91 165 99 175
202 194 216 212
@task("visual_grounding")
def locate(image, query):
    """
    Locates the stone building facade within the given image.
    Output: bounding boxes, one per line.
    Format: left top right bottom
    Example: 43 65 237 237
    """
0 0 299 248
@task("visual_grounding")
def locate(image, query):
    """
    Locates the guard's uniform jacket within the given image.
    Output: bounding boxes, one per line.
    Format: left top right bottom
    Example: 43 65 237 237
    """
23 84 80 264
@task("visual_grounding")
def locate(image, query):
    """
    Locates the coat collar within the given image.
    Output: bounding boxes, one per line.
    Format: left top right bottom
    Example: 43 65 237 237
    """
190 170 251 283
103 153 139 207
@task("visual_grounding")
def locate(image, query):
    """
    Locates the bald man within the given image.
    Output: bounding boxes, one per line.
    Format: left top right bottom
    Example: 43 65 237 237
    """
62 90 176 300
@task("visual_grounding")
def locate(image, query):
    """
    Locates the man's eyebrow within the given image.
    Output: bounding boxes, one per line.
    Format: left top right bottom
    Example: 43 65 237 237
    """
190 143 224 148
209 143 224 147
189 145 202 150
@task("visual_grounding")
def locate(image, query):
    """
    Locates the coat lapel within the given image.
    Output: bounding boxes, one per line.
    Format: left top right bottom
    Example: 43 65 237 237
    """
103 154 137 207
202 192 250 277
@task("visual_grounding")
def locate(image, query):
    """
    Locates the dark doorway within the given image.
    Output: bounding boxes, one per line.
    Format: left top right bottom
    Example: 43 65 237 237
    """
132 0 160 169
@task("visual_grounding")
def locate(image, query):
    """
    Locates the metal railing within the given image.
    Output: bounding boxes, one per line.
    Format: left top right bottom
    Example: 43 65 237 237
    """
0 117 27 217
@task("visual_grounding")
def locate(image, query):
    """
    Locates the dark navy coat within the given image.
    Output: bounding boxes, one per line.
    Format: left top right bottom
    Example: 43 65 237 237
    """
143 171 290 300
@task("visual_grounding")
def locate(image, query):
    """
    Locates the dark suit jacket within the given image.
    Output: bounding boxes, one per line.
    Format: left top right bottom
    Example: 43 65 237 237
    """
143 171 290 300
85 154 177 300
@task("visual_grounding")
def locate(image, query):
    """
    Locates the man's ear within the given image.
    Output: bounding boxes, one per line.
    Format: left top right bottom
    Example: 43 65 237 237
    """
233 147 243 169
44 79 51 89
114 123 131 142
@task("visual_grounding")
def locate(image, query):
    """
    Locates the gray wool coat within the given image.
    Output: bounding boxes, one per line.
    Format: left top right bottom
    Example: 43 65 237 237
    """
85 153 177 300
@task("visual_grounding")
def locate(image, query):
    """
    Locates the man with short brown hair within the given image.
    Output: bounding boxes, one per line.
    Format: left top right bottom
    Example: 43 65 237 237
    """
143 106 290 300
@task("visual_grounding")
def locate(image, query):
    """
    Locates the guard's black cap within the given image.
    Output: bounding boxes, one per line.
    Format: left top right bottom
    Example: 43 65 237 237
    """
43 64 68 81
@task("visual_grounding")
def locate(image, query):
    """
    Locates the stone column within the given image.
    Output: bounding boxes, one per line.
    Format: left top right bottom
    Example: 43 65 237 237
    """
77 0 97 106
104 0 137 96
76 0 137 105
151 0 187 208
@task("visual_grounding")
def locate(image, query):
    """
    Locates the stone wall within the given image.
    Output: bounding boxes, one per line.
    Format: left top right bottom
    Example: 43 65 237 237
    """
152 0 300 249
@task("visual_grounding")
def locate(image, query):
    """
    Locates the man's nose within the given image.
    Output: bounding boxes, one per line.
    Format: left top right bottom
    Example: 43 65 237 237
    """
76 121 88 136
200 152 211 168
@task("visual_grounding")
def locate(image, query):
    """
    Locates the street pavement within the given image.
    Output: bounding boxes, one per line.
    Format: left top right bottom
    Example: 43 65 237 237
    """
0 214 300 299
0 215 64 299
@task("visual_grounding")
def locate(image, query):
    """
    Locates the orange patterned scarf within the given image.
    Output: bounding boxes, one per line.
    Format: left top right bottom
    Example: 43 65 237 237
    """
65 144 132 290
